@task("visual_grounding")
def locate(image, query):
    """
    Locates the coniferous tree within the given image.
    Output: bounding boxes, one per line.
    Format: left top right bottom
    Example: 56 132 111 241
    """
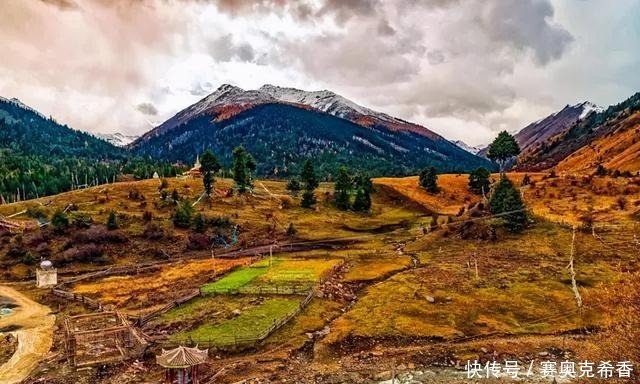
468 167 491 195
300 160 318 209
419 167 439 193
51 210 69 233
232 146 256 193
489 175 527 232
193 213 206 233
334 166 352 210
200 150 221 205
352 174 372 212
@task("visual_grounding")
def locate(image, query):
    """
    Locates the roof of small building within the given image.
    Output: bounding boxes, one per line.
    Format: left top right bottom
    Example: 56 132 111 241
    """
156 346 208 369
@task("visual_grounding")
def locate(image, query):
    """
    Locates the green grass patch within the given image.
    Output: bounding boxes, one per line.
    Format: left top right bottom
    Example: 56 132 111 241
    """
171 298 300 346
201 266 267 294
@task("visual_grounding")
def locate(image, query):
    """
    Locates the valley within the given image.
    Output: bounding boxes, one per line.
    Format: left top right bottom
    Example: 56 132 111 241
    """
0 171 637 383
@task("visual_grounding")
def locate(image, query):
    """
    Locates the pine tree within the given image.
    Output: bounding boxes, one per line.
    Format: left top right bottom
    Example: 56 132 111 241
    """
489 175 527 232
487 131 520 173
232 146 255 193
352 174 372 212
106 211 118 230
334 166 352 210
468 167 491 195
419 167 439 193
300 160 318 209
200 149 220 200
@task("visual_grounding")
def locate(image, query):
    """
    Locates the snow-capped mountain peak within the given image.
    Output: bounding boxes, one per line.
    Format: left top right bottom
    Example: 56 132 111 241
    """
0 96 47 119
452 140 482 154
94 132 139 147
575 101 603 119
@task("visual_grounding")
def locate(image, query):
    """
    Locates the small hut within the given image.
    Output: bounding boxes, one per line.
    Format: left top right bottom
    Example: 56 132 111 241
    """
36 260 57 288
156 346 208 384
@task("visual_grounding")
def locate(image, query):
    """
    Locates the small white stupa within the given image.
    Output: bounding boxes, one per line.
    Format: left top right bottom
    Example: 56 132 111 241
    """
36 260 57 288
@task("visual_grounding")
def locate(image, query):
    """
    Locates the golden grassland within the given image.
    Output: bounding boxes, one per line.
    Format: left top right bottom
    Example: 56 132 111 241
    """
72 257 251 313
1 172 638 377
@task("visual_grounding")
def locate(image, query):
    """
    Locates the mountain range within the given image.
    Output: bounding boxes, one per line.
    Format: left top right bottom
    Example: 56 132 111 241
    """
130 84 494 176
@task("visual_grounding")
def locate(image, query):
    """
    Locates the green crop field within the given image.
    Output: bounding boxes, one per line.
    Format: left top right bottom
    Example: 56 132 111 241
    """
171 298 300 346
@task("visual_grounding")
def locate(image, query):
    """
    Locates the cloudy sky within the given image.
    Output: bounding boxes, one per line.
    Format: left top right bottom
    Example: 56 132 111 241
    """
1 0 639 146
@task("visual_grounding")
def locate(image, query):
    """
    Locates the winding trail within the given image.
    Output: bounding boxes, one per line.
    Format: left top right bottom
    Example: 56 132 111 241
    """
0 286 55 384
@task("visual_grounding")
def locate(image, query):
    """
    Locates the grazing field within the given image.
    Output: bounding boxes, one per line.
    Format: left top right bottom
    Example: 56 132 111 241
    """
72 258 251 313
167 297 301 347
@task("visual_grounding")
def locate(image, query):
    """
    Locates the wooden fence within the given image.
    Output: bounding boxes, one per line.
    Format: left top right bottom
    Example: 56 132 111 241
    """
162 288 316 352
60 263 163 285
52 289 104 310
134 289 201 327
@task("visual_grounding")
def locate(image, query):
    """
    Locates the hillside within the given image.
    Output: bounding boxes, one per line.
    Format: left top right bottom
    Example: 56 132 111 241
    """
517 92 640 172
0 97 175 202
132 99 494 177
131 84 494 176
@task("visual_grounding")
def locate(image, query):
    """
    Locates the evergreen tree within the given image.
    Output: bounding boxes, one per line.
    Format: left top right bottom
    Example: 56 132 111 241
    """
300 160 318 209
173 200 193 229
232 146 255 193
419 167 439 193
106 211 118 230
487 131 520 172
286 178 301 196
489 175 527 232
200 149 221 201
171 188 180 203
352 174 372 212
468 167 491 195
334 166 352 210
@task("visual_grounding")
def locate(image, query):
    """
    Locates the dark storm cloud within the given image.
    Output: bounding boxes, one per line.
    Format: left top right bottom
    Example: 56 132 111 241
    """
136 102 158 116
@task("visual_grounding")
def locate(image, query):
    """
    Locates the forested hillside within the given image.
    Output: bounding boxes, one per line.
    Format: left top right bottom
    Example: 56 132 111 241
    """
0 98 177 202
132 103 494 177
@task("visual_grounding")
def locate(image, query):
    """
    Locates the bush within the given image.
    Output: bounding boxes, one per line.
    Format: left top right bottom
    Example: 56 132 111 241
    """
70 212 93 229
142 211 153 222
419 167 439 193
143 223 165 240
187 233 209 250
51 210 69 233
106 211 118 230
301 190 316 208
26 206 48 219
193 213 206 233
61 244 104 263
159 178 169 191
73 226 127 244
286 223 297 236
468 167 491 195
173 200 193 229
208 216 232 228
616 196 628 210
489 175 527 232
286 178 302 196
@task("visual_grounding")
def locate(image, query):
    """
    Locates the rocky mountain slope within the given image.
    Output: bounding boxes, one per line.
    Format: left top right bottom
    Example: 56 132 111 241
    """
130 84 494 176
517 93 640 173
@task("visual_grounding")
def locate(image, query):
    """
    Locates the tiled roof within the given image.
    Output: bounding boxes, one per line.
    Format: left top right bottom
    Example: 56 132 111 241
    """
156 346 208 368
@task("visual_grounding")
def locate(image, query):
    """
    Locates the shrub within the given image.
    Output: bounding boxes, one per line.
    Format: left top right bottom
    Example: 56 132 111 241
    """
489 175 527 232
159 178 169 191
51 210 69 233
187 233 209 250
286 178 302 196
142 211 153 222
208 216 232 228
419 167 439 193
61 244 104 263
73 226 127 244
616 196 628 210
106 211 118 230
193 213 206 233
143 223 165 240
173 201 193 228
286 223 297 236
70 212 93 229
301 190 316 208
26 206 48 219
469 167 491 195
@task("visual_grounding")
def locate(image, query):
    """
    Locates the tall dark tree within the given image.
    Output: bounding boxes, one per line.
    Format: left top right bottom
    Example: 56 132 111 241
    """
352 174 372 212
200 149 221 202
468 167 491 195
300 159 318 209
419 167 439 193
334 166 352 210
232 146 255 193
487 131 520 172
489 175 527 232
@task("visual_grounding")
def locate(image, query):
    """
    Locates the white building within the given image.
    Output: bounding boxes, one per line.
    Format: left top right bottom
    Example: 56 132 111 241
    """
36 260 57 288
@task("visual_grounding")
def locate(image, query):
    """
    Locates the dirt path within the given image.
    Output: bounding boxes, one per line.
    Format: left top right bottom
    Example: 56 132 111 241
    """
0 286 55 384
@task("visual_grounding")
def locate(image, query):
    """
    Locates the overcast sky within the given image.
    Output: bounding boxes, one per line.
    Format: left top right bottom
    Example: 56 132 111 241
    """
1 0 639 146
